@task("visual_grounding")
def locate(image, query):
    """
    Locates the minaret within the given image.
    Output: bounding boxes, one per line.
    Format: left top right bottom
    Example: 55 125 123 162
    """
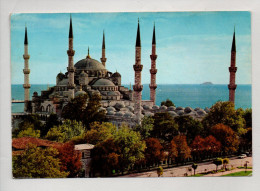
67 15 75 100
228 28 237 104
100 30 107 67
133 19 143 123
23 26 31 112
149 23 158 105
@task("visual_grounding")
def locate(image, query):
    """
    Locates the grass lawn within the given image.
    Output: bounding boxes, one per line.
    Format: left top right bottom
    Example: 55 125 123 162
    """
222 171 252 176
189 174 204 177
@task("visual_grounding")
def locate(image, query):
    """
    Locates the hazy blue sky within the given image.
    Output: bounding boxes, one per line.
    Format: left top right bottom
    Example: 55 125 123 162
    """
11 12 251 85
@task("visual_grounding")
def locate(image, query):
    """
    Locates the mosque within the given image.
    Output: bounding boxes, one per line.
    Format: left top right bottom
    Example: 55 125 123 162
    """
20 15 237 127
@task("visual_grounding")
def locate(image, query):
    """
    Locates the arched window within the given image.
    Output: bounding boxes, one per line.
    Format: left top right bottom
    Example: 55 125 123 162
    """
40 106 44 112
46 104 51 112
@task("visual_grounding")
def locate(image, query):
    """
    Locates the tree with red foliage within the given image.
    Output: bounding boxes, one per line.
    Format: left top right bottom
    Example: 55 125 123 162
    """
144 138 164 167
172 135 191 164
211 123 239 154
204 135 221 157
56 142 82 177
190 136 205 161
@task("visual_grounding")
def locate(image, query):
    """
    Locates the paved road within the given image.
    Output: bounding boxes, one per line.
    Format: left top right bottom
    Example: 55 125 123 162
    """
121 157 252 177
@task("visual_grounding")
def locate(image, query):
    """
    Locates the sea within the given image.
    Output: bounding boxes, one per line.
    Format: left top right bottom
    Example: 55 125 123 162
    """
11 84 252 113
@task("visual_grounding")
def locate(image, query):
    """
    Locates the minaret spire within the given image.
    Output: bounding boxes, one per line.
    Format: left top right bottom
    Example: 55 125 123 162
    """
228 27 237 104
67 14 75 100
100 30 107 68
150 22 158 105
23 26 31 112
133 19 143 124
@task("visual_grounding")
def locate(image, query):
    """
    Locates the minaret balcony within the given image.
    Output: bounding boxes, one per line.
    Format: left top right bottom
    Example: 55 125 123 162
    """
229 67 237 73
23 84 31 88
133 84 143 92
150 55 157 60
100 58 107 62
67 67 75 72
23 69 30 74
23 54 30 59
228 84 237 90
67 50 75 56
133 65 143 71
150 69 157 74
149 84 157 89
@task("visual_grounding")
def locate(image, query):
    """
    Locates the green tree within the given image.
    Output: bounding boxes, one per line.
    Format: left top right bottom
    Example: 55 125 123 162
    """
46 120 85 143
191 163 198 175
243 108 252 128
84 122 117 145
133 116 154 139
12 144 68 178
174 116 204 144
157 166 163 177
202 101 245 133
17 127 40 138
161 99 175 107
152 112 179 143
41 113 60 137
213 158 223 172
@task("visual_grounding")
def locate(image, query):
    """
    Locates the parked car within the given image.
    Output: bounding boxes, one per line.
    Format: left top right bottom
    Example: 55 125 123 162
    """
238 154 247 159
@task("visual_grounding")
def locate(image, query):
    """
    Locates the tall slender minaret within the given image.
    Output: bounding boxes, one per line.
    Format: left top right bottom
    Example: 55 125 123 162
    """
23 26 31 112
100 30 107 68
67 15 75 100
228 28 237 104
149 23 158 105
133 19 143 123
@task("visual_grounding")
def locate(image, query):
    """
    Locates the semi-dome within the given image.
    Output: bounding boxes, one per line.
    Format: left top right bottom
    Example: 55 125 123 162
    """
112 72 121 77
74 58 106 70
93 79 115 86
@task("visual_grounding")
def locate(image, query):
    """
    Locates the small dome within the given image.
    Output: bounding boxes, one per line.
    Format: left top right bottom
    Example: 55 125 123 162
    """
177 110 184 116
57 72 65 80
167 106 176 111
93 79 115 86
168 111 178 117
126 106 134 112
144 112 154 117
196 109 206 116
57 78 68 86
124 112 134 118
112 72 121 77
176 107 184 111
120 107 129 112
143 105 152 110
107 111 115 115
107 91 120 96
152 105 160 110
160 105 167 110
194 107 201 111
114 102 125 110
107 106 116 112
80 71 88 77
75 90 86 97
184 107 193 113
115 111 124 116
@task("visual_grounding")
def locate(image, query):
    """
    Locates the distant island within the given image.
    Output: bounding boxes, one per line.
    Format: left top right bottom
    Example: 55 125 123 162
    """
201 82 213 85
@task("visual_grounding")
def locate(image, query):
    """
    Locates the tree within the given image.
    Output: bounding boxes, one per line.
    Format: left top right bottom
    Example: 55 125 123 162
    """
17 127 40 138
161 99 175 107
202 101 245 133
223 158 229 171
174 116 204 144
169 139 178 162
157 166 163 177
152 112 179 143
144 138 164 167
213 158 223 172
190 136 205 161
243 108 252 128
46 120 85 143
204 135 221 157
84 122 117 145
133 116 154 139
211 124 239 154
172 135 191 163
191 163 198 175
12 144 68 178
41 114 60 137
56 142 82 177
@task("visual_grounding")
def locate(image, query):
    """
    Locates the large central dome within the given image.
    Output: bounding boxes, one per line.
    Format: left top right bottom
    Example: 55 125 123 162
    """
74 58 106 70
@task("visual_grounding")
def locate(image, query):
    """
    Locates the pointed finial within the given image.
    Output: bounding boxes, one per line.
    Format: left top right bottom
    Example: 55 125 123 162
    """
86 46 91 58
152 22 156 45
136 18 141 47
69 14 73 38
24 26 28 45
231 26 236 52
79 84 82 91
102 30 105 49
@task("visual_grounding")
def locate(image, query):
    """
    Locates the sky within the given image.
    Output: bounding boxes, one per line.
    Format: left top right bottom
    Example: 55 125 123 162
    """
11 12 251 85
